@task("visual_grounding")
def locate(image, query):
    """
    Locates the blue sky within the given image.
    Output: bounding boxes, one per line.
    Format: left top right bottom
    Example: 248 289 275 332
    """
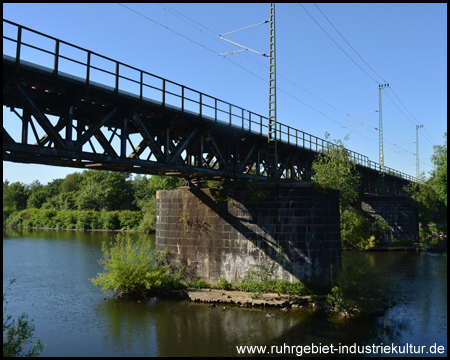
3 3 447 185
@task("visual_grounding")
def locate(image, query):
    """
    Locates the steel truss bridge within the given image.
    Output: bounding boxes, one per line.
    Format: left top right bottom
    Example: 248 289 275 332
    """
3 19 417 193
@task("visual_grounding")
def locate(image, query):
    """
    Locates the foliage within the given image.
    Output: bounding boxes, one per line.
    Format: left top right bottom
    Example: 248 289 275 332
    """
428 132 447 206
403 172 447 232
215 279 233 290
59 172 82 193
187 279 210 289
311 133 362 213
118 211 143 230
340 207 391 249
90 233 184 297
138 196 157 233
77 171 134 211
136 175 184 206
235 279 312 297
198 179 223 189
3 208 141 230
326 254 398 315
241 180 270 204
41 191 79 211
135 176 184 232
3 181 30 211
3 279 44 357
27 178 63 209
3 171 187 233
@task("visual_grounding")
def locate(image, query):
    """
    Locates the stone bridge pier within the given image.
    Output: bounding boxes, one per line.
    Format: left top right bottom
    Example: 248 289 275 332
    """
357 193 419 241
155 184 342 285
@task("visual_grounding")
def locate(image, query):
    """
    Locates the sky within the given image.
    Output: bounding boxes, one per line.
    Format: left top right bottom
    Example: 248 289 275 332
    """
3 3 447 185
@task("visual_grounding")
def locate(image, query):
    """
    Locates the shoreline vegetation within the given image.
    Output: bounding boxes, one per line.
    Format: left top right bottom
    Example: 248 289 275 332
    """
88 233 401 319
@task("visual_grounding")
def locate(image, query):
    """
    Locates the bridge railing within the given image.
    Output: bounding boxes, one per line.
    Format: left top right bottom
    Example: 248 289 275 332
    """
3 19 417 183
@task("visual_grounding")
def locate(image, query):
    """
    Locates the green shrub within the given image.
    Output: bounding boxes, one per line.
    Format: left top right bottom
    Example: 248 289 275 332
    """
3 209 145 231
53 210 77 229
3 209 15 225
119 210 143 230
101 211 120 230
341 208 391 249
326 254 398 315
90 233 184 296
138 196 157 233
75 211 94 230
187 279 210 289
215 279 232 290
4 211 20 226
75 220 90 230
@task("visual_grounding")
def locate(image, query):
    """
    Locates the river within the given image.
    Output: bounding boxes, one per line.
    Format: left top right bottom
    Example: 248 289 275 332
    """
3 228 447 357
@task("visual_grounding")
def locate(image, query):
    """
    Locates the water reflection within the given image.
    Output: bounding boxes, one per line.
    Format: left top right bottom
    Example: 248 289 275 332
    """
92 298 159 357
153 301 312 357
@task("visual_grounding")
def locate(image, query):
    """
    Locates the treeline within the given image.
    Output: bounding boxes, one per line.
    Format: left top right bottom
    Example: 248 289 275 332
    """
3 171 186 232
405 133 447 236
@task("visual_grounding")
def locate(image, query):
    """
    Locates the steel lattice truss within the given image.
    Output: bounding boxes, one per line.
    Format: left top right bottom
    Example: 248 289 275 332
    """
3 57 313 183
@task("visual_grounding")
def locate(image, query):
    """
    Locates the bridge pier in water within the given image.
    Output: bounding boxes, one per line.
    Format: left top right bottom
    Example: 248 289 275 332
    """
156 185 342 285
358 193 419 241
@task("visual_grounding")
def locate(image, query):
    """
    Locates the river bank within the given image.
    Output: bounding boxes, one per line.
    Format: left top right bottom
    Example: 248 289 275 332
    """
4 225 446 251
3 225 147 233
185 288 392 316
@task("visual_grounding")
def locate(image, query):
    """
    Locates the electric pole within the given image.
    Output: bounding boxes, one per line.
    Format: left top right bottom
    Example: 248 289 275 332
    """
217 4 277 181
378 83 389 168
416 124 423 179
268 3 277 181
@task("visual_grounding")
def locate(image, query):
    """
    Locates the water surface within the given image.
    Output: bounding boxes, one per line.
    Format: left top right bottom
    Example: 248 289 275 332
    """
3 228 447 356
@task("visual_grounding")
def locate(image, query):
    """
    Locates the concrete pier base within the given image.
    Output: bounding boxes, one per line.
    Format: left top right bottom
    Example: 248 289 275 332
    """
156 185 341 284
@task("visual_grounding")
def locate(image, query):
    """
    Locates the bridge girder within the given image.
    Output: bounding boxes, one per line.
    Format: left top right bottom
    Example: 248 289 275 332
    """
3 53 412 193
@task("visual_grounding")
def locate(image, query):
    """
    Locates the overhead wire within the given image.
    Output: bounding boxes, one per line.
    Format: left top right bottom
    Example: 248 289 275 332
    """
313 3 387 84
298 3 380 84
159 2 358 124
164 2 434 149
301 3 437 149
118 3 430 174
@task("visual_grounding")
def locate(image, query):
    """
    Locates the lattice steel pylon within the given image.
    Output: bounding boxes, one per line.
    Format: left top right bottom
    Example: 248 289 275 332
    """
378 83 389 168
268 3 278 181
416 124 423 179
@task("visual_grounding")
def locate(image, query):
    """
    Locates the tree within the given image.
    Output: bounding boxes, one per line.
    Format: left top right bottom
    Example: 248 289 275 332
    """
429 132 447 206
311 133 362 213
27 178 63 209
77 170 134 211
60 172 82 193
404 171 446 232
3 181 30 211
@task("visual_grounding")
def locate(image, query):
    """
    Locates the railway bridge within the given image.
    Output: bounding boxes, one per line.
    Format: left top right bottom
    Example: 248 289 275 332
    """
3 20 418 283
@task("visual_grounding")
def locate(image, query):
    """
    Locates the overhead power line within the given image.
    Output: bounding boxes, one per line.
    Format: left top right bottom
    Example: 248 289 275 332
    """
118 3 426 174
302 3 432 145
298 3 380 84
313 3 387 84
